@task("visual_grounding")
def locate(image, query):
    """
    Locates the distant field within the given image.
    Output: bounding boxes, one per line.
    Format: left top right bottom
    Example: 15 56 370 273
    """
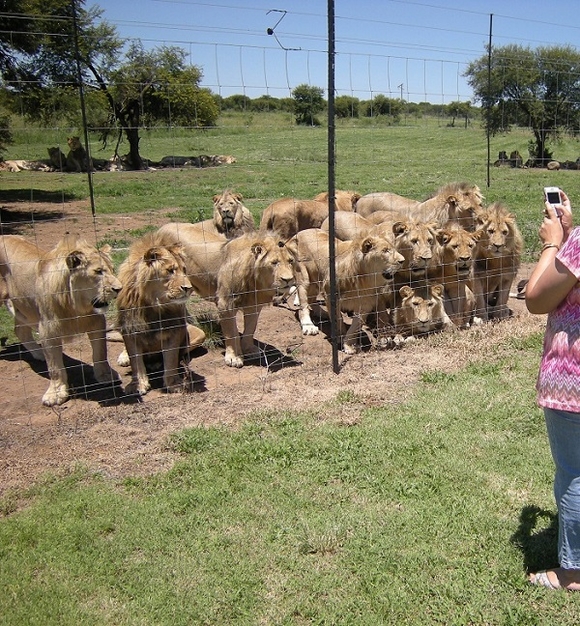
4 111 580 254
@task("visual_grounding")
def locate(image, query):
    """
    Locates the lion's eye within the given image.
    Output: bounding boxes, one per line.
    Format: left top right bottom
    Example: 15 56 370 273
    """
94 268 104 275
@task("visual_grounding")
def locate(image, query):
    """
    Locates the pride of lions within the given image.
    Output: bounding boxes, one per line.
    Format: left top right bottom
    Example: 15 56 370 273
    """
0 182 524 406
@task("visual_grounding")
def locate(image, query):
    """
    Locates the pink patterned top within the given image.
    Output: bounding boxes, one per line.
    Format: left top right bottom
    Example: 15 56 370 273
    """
537 227 580 411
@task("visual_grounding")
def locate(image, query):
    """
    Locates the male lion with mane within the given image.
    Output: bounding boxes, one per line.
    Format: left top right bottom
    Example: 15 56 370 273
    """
116 233 204 396
183 190 256 240
156 225 304 368
0 235 121 406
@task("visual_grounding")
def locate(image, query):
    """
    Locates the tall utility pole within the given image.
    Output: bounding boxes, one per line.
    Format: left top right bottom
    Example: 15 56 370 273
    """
398 83 404 101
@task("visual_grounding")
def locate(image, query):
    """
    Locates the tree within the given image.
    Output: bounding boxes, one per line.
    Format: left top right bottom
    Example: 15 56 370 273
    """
362 95 403 121
465 44 580 165
291 84 325 126
334 95 359 118
447 101 472 128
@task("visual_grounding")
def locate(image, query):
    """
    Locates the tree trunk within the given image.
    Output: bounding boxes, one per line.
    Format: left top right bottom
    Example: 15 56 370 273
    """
122 99 143 170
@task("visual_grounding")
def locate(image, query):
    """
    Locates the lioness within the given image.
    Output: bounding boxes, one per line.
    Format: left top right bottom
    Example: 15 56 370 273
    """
391 284 451 341
357 182 484 231
66 136 91 172
260 190 360 240
0 235 121 406
472 202 523 321
116 233 202 396
293 228 405 353
431 226 481 328
156 225 304 368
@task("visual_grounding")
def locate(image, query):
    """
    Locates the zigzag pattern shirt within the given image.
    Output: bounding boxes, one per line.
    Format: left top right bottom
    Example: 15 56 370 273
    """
537 227 580 411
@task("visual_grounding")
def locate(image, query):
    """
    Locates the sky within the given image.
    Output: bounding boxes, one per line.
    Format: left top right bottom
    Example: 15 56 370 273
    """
92 0 580 103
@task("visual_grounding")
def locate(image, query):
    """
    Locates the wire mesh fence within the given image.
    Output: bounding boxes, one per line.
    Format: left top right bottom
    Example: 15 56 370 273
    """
1 2 578 412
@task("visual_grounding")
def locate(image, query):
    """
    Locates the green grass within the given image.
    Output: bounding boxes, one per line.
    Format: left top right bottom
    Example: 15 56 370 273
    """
5 113 580 256
1 331 575 625
1 112 578 623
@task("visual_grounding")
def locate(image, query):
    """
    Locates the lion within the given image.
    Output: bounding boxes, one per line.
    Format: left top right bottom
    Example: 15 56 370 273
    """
259 190 361 240
47 146 66 171
156 225 304 367
320 211 374 240
66 136 91 172
356 192 419 217
115 233 204 396
357 182 484 231
430 226 481 328
472 202 523 321
292 228 405 353
390 284 451 341
184 190 256 240
0 235 121 406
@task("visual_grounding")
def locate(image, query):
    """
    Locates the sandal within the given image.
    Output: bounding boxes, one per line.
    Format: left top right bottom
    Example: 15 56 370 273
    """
529 570 562 590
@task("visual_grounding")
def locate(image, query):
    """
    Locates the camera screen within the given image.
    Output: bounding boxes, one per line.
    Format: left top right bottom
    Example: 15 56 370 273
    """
546 191 561 204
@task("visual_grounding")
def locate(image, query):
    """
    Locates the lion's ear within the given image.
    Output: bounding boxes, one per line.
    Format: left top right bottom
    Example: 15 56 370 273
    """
212 194 220 203
234 193 243 202
437 230 451 245
66 250 86 270
399 285 413 298
144 247 164 264
431 284 443 298
446 194 458 206
250 242 265 258
100 244 112 255
392 221 408 236
360 237 375 254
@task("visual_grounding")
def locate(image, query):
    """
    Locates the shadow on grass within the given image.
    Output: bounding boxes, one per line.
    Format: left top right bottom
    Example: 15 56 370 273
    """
0 189 78 203
511 504 559 573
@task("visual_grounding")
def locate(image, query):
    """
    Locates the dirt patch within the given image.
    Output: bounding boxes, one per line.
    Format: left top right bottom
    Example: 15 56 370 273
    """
0 200 542 497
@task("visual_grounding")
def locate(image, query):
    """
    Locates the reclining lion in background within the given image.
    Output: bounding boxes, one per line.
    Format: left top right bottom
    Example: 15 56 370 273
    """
115 233 204 396
156 224 305 368
0 234 121 406
259 190 360 240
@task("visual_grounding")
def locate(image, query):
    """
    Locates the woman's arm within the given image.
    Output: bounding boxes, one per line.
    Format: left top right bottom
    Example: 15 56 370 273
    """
525 192 577 314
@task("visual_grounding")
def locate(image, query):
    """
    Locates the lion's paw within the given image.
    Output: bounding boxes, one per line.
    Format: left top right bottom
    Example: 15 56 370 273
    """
124 379 150 396
341 342 358 355
301 323 319 336
224 350 244 368
117 349 130 367
94 363 121 384
42 382 69 407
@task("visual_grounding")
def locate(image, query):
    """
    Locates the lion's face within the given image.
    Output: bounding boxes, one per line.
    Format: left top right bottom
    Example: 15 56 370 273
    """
65 244 121 313
213 191 245 230
475 204 517 258
253 236 298 294
137 245 193 305
437 227 480 276
392 220 438 276
357 235 405 280
67 136 82 151
446 186 484 225
396 284 446 334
